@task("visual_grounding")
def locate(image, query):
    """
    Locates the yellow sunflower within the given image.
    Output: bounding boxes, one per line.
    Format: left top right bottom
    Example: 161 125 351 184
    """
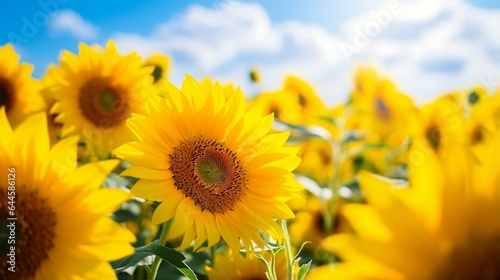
412 97 465 157
282 75 327 121
249 90 302 124
0 108 135 279
142 53 170 97
290 196 351 250
296 138 334 186
0 44 44 128
350 77 416 147
48 41 157 157
41 65 63 145
115 76 302 252
308 119 500 279
206 250 289 280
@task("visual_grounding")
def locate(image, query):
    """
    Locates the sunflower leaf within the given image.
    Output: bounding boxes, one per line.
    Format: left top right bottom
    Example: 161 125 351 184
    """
111 251 152 272
297 260 312 280
148 242 198 280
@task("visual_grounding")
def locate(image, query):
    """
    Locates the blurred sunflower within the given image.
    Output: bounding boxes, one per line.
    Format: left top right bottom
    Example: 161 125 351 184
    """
308 124 500 279
296 138 334 186
40 65 63 145
350 78 416 147
206 250 288 280
283 75 327 120
48 41 157 157
413 97 465 156
350 66 378 100
0 109 135 280
115 76 302 252
249 90 302 124
290 196 350 250
0 44 44 128
143 53 170 84
142 53 170 97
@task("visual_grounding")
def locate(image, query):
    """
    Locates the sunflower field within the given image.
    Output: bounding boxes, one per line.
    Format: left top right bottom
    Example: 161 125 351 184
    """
1 39 499 280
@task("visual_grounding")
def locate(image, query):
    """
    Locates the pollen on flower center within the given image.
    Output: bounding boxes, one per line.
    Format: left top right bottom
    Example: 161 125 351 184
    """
0 187 56 279
169 136 246 213
79 77 129 128
0 78 13 110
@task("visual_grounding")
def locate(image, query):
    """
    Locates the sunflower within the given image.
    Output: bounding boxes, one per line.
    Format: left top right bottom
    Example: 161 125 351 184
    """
0 44 44 128
350 77 416 148
206 250 288 280
115 76 302 252
282 75 327 121
308 119 500 279
412 97 465 156
289 196 351 250
296 138 334 186
0 108 135 279
142 53 170 97
48 41 157 157
41 65 63 145
249 90 302 124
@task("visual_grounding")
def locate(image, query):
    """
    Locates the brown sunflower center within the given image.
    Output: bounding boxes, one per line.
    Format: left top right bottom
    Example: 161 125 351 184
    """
269 105 281 120
78 77 129 128
436 235 500 280
374 95 391 121
426 124 441 150
0 187 57 279
169 136 246 213
149 64 163 84
298 93 307 107
0 78 14 111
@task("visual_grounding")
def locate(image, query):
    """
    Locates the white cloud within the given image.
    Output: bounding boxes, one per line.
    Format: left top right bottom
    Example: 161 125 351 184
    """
112 0 500 106
49 9 98 39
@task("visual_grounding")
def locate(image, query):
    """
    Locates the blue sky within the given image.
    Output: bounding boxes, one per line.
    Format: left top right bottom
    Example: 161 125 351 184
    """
1 0 499 105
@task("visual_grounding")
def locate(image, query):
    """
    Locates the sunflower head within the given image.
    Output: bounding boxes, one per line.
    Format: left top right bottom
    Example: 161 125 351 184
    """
283 75 327 119
0 108 135 279
249 90 302 124
116 76 302 253
142 53 170 85
414 97 465 156
48 41 158 157
0 44 44 128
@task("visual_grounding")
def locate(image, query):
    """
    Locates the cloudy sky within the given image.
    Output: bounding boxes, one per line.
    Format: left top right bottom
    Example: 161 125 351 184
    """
1 0 499 105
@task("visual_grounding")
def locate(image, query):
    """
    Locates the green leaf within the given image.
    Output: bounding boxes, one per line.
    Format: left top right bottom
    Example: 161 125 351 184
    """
111 251 152 272
297 260 312 280
112 241 198 280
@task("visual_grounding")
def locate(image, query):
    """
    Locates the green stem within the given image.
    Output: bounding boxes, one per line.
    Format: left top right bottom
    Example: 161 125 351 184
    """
280 219 294 280
148 220 172 280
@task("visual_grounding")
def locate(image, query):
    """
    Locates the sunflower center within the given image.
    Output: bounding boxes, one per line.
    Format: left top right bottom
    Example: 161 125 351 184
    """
269 105 281 119
436 235 500 280
79 77 129 128
426 124 441 150
0 78 13 111
0 187 56 279
169 136 246 213
298 93 307 107
468 91 480 105
374 95 391 121
151 64 163 84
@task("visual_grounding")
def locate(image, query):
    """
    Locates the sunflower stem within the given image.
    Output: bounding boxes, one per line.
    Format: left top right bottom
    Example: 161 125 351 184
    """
149 220 172 280
280 219 295 280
